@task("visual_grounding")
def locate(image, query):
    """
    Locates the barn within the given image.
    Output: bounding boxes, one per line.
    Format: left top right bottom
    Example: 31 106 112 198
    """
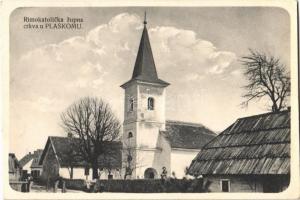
188 109 290 192
39 136 122 181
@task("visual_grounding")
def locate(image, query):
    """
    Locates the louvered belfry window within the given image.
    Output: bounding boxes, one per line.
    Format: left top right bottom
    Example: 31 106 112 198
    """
148 97 154 110
129 98 134 111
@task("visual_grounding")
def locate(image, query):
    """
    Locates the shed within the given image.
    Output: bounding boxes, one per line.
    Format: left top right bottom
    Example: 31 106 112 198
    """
188 110 290 192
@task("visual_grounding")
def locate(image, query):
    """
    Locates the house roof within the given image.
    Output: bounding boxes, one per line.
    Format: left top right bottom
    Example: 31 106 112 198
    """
39 136 122 169
163 120 216 149
19 152 35 167
121 22 169 88
188 110 290 176
9 153 21 173
30 150 43 168
19 149 43 168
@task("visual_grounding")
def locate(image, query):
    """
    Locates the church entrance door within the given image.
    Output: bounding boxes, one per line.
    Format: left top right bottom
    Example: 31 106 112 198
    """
144 168 157 179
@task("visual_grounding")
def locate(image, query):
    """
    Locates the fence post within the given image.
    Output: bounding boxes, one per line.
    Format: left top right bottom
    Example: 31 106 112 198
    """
28 180 33 192
54 180 59 193
62 181 66 193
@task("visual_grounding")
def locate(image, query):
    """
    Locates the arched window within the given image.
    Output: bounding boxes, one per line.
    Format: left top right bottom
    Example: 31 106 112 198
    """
129 98 134 111
148 97 154 110
128 132 133 138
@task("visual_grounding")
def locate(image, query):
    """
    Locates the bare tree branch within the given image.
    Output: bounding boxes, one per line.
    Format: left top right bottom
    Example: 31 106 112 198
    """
240 49 290 112
60 96 121 179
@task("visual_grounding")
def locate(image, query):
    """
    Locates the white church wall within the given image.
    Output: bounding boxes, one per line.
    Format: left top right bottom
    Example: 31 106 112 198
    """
156 132 171 176
137 122 160 148
170 149 200 178
138 84 166 126
122 122 137 147
123 84 138 124
134 134 171 179
135 149 166 179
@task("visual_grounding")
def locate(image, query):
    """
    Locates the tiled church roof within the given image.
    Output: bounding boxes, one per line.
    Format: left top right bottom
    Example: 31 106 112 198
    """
162 120 216 149
188 110 290 176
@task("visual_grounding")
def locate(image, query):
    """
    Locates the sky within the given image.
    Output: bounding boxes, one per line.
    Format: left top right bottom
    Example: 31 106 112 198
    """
9 7 290 158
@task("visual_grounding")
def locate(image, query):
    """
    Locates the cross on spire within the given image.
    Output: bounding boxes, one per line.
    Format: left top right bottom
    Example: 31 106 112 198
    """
143 11 147 25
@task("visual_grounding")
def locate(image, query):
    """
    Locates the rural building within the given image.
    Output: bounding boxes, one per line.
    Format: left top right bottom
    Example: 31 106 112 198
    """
30 150 43 179
9 153 22 182
120 16 216 179
19 149 43 179
39 136 122 181
188 110 290 192
9 153 24 191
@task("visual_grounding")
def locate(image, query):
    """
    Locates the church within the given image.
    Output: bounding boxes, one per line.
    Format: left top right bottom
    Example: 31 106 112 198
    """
38 16 216 181
120 16 216 179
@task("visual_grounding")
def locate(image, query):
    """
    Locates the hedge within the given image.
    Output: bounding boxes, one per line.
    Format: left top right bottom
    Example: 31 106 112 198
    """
94 178 207 193
47 178 209 193
64 179 87 191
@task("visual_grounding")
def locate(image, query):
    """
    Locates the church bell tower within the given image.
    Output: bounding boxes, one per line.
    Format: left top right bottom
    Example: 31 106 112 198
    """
120 13 170 179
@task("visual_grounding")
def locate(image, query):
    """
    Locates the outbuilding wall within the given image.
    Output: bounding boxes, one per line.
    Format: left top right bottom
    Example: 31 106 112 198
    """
40 145 60 181
203 175 289 192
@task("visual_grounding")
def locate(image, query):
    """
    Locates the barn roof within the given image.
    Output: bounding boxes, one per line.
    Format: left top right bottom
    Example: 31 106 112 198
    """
39 136 122 169
188 110 290 176
163 120 216 149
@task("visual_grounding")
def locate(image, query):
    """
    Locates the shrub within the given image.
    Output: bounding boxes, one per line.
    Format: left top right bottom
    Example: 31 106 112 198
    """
59 178 87 191
94 178 206 193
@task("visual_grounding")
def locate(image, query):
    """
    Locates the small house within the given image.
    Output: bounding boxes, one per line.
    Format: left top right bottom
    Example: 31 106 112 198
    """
19 149 43 179
188 109 290 192
9 153 22 182
39 136 122 181
30 150 43 179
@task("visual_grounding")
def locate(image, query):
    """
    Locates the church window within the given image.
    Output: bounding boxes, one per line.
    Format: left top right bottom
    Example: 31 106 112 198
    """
128 132 133 138
129 98 134 111
148 97 154 110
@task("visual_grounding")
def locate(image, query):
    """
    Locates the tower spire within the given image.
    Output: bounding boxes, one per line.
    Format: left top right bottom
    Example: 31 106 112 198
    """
143 11 147 25
120 11 169 88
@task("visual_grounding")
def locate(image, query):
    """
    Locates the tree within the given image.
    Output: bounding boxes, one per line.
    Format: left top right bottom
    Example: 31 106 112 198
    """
123 146 134 180
60 97 121 179
57 147 78 179
240 49 290 112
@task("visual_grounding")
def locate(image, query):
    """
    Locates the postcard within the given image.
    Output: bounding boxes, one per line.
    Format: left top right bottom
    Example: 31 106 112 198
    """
2 0 299 199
